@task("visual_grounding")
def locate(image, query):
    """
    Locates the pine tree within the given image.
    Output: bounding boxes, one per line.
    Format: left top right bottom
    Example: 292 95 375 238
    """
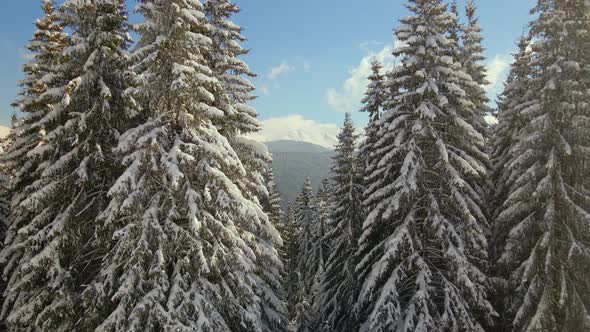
0 2 69 325
496 0 590 330
75 0 280 330
4 0 68 208
461 1 494 210
255 167 288 332
261 168 283 227
206 2 287 329
461 0 489 90
0 137 10 332
204 3 288 329
491 35 534 264
281 202 300 323
356 1 495 330
315 178 332 269
358 59 386 174
321 114 365 332
489 35 535 332
452 0 494 235
1 0 136 329
293 178 321 331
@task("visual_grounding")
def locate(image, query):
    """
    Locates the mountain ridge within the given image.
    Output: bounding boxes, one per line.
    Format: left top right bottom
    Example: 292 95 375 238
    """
265 140 334 206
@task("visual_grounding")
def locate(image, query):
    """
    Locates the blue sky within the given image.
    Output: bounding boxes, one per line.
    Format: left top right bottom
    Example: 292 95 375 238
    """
0 0 533 147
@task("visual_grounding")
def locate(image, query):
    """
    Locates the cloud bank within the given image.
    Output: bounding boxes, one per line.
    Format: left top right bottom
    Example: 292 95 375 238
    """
248 115 340 149
325 43 400 113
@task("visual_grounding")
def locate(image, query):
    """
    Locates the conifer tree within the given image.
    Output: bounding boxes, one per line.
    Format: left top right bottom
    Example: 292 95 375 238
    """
489 35 535 332
359 59 386 173
1 2 69 325
452 0 494 232
281 202 300 322
76 0 282 330
203 3 288 328
3 0 68 217
496 0 590 330
491 35 534 264
315 178 332 268
461 0 489 89
321 114 365 332
461 0 492 150
356 1 494 330
293 178 321 331
261 168 283 227
1 0 136 330
295 179 319 292
0 138 9 331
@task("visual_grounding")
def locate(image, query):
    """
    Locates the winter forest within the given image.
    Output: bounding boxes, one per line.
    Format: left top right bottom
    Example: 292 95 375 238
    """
0 0 589 331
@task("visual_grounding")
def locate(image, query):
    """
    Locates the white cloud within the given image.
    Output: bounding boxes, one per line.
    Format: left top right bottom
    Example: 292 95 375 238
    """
303 60 311 72
259 84 271 96
0 125 10 139
325 41 402 113
485 54 512 98
248 114 340 149
268 62 295 80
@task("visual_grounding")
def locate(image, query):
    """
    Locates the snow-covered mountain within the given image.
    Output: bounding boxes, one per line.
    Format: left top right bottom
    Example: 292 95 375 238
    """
249 115 340 149
266 140 334 206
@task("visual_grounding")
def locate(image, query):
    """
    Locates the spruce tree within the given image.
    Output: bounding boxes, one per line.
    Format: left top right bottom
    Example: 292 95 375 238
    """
358 59 386 174
321 113 365 332
262 168 283 227
1 2 69 325
496 0 590 330
294 178 320 331
489 35 535 332
356 1 494 330
0 138 9 332
282 202 300 323
491 35 534 264
1 0 135 330
204 3 288 328
4 0 68 217
461 0 491 136
315 178 332 269
77 0 281 330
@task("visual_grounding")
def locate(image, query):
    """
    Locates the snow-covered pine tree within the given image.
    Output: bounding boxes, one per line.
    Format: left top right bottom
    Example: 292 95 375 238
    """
203 3 288 329
0 137 10 332
460 1 495 223
261 168 283 227
3 0 68 225
1 2 69 326
452 0 495 255
489 35 535 332
320 113 365 332
491 35 534 264
496 0 590 330
0 136 9 248
1 0 136 330
448 1 494 242
315 178 332 269
79 0 281 330
355 1 495 331
281 202 300 323
254 165 288 332
358 59 386 174
294 178 320 331
461 0 489 92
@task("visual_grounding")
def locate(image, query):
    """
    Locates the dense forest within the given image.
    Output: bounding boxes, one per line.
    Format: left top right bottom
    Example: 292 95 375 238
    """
0 0 589 331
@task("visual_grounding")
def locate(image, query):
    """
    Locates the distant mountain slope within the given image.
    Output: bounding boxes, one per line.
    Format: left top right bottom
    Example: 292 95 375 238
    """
266 140 334 206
